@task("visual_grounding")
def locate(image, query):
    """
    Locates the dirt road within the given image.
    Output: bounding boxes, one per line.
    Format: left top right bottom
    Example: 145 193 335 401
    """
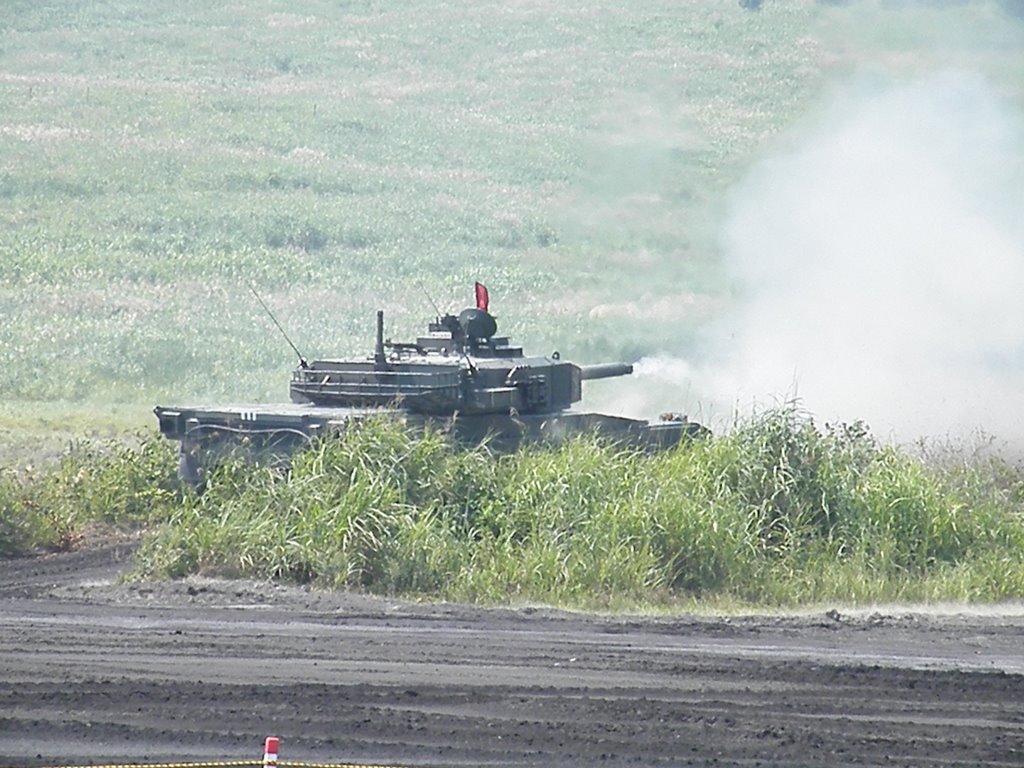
2 545 1023 767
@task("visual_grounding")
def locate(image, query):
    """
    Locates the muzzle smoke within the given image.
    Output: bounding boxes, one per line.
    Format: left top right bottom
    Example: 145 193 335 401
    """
640 72 1024 444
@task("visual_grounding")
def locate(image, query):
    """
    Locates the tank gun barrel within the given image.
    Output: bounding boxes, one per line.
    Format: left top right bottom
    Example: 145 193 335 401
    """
579 362 634 381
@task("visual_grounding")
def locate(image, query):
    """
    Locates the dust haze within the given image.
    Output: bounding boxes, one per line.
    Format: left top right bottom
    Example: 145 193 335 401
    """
635 72 1024 445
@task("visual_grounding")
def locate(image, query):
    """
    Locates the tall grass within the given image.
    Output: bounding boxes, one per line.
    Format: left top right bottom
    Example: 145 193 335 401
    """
4 408 1023 610
115 410 1024 609
4 409 1019 614
0 433 180 556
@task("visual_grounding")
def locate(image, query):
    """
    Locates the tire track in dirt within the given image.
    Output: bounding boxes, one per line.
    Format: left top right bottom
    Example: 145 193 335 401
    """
1 549 1023 767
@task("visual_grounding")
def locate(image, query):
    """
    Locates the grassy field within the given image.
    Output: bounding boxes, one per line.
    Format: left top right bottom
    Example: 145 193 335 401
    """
5 411 1024 610
3 1 1024 606
3 1 1022 448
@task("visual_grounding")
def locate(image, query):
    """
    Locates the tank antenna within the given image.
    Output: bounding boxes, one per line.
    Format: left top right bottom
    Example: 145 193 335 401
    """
249 284 308 369
417 281 443 319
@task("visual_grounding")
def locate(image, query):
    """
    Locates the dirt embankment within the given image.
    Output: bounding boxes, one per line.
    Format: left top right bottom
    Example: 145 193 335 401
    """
2 546 1023 767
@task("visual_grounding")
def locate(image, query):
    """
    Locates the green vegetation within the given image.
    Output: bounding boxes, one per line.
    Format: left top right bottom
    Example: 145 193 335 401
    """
3 1 1023 419
3 2 1024 608
0 433 179 557
5 411 1024 609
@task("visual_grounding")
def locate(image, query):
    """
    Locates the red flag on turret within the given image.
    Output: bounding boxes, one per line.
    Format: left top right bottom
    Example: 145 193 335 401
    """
475 282 489 312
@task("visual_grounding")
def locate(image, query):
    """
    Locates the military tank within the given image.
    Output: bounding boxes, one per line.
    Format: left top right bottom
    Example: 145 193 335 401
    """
154 285 707 486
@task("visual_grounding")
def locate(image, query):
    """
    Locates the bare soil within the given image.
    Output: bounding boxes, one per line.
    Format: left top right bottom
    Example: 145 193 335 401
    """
2 545 1024 767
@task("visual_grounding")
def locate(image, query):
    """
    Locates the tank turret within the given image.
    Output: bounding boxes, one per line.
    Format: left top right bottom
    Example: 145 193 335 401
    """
288 306 632 417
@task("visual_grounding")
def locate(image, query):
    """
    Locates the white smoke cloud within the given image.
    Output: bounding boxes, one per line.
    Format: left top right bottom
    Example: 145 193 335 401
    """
704 71 1024 443
601 355 704 421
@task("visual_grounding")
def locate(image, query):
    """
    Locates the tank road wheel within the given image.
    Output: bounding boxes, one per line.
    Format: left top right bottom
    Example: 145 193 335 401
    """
178 441 205 491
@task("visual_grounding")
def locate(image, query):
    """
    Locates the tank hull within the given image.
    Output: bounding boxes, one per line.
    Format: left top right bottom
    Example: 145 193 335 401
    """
154 403 707 487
